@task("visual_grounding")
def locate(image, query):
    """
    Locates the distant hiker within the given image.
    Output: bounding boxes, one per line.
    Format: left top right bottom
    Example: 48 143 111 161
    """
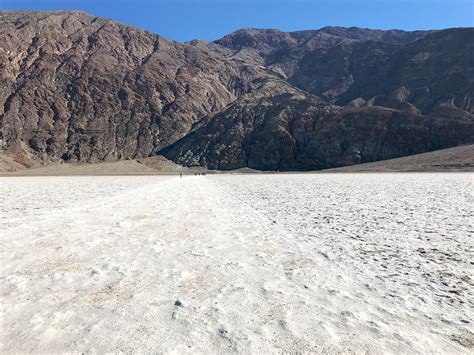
180 173 182 178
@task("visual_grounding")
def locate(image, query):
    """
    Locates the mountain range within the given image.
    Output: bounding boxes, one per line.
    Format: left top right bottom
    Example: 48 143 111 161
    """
1 11 473 171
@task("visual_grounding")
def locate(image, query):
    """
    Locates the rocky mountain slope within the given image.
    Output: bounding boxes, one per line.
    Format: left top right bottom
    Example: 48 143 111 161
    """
163 95 472 170
214 27 433 100
1 11 473 171
0 11 292 166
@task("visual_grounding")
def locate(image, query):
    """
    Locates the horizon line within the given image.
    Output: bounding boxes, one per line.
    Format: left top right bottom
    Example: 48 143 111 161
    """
2 9 469 43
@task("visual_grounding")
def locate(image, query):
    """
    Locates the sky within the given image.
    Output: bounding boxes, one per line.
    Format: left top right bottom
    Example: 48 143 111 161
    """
1 0 473 42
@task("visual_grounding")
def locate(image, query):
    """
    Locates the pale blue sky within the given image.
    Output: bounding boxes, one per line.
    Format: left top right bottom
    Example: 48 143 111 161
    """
1 0 473 41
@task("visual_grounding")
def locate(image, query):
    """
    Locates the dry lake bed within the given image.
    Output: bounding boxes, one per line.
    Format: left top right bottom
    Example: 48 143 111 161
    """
1 173 473 353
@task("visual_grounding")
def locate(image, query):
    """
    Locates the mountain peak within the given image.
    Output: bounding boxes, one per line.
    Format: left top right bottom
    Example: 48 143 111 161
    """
0 12 472 172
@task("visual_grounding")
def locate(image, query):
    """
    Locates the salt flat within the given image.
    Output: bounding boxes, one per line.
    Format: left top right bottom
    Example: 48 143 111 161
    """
1 173 472 353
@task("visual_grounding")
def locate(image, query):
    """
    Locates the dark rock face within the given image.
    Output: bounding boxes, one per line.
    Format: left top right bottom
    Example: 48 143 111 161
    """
166 27 474 170
163 96 473 171
0 11 473 171
337 28 474 113
214 26 434 98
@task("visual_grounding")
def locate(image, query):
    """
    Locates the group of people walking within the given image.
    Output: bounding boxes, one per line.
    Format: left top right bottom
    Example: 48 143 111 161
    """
179 172 205 178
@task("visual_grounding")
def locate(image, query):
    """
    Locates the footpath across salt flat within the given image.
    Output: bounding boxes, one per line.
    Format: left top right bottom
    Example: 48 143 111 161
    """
0 174 472 353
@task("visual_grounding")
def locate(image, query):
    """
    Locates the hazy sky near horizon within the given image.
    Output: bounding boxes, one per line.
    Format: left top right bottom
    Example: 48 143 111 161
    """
1 0 473 41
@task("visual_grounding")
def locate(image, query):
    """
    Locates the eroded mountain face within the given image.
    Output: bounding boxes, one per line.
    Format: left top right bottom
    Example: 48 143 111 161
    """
1 11 473 170
0 11 279 164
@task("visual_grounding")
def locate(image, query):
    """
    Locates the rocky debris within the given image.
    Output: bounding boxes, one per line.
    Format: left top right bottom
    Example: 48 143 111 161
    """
451 331 474 348
0 11 473 171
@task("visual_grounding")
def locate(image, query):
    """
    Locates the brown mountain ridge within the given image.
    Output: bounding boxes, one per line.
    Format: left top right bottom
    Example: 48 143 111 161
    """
1 11 473 171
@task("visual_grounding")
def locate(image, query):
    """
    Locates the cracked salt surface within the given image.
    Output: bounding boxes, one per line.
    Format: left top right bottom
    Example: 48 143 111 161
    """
0 173 472 353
